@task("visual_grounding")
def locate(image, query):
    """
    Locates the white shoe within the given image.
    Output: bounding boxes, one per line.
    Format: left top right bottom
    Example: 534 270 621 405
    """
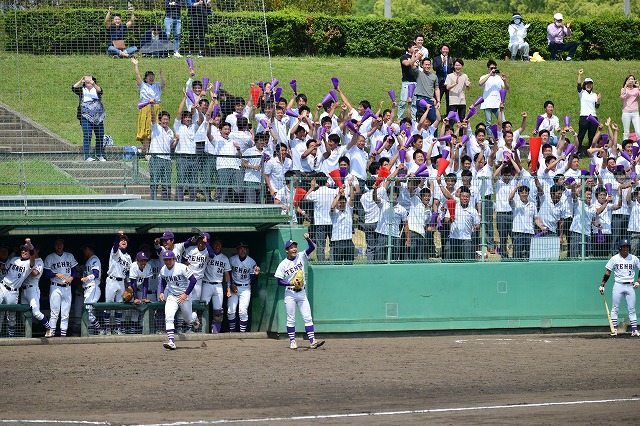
114 329 124 336
289 340 297 350
631 330 640 337
197 54 203 58
98 329 107 336
611 329 618 336
192 317 200 331
98 156 106 162
163 341 177 350
173 51 182 58
309 339 325 349
85 157 95 162
45 328 54 338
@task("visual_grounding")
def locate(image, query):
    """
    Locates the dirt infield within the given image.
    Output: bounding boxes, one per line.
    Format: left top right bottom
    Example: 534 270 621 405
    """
2 333 640 425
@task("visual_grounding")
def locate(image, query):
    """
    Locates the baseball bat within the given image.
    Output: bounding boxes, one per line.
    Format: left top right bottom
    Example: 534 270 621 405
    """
602 293 615 334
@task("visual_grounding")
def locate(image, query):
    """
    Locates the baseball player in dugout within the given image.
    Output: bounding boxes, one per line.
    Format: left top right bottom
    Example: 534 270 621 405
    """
227 241 260 332
0 238 36 337
44 237 78 337
103 231 132 335
600 239 640 337
274 234 325 350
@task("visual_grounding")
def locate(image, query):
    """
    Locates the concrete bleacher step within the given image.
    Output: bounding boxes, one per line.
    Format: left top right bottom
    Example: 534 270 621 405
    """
91 185 151 199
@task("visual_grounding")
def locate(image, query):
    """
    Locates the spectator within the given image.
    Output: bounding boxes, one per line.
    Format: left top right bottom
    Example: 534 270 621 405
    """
444 186 480 261
577 69 601 156
407 185 437 260
373 169 410 262
412 58 440 124
149 102 176 201
547 12 578 61
414 33 429 63
214 121 243 203
509 185 536 260
104 6 136 58
164 0 184 58
173 94 198 202
398 41 421 120
329 181 356 264
479 60 508 127
432 43 454 109
188 0 211 58
304 173 338 262
264 143 292 202
72 75 106 162
508 14 530 61
132 57 166 156
444 58 470 118
537 101 561 144
242 131 267 203
621 75 640 141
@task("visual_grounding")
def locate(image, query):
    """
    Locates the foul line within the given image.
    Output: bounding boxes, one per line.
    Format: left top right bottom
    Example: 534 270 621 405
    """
4 398 639 426
133 397 640 425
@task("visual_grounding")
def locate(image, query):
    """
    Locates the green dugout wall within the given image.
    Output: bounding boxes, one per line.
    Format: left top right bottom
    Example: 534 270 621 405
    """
253 227 620 335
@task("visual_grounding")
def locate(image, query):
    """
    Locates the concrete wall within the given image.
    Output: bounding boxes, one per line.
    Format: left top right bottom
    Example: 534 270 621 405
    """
254 227 623 334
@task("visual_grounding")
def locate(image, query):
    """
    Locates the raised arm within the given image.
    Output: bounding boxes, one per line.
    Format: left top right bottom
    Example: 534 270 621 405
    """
126 6 135 28
104 6 113 29
131 57 143 87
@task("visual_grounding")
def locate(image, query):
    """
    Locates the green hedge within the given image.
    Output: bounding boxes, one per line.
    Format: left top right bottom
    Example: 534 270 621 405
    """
4 9 640 59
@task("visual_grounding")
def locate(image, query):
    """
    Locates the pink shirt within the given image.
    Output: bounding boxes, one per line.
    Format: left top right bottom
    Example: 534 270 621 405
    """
621 88 640 113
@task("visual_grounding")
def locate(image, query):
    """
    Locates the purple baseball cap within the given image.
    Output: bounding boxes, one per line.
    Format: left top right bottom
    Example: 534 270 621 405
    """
162 250 176 259
161 231 175 240
136 251 149 261
285 240 298 249
236 241 249 248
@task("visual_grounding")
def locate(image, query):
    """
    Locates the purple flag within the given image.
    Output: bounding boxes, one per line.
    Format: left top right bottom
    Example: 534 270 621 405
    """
211 105 220 118
330 90 338 102
285 109 299 118
633 145 639 159
186 90 196 104
259 119 269 130
271 78 279 88
431 211 439 226
331 77 339 89
464 107 477 121
374 140 384 152
419 99 428 108
289 79 298 95
137 100 151 109
274 87 283 102
437 134 452 142
621 151 633 162
490 124 499 140
320 92 334 106
564 115 571 127
446 110 458 122
201 77 209 91
602 134 609 146
415 163 428 176
405 135 414 149
605 183 612 196
460 135 469 145
631 171 637 180
186 57 194 72
589 164 597 175
399 149 407 164
441 149 450 160
213 80 221 95
345 121 360 134
564 144 575 156
387 127 395 137
535 115 544 130
257 80 265 91
514 137 526 150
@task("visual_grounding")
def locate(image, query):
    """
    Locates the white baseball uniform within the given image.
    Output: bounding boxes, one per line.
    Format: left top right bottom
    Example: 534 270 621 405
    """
228 254 257 332
605 253 640 329
105 245 132 303
0 256 34 335
203 251 230 332
182 243 213 300
21 258 48 326
274 251 314 328
44 251 78 335
82 254 102 327
160 262 196 335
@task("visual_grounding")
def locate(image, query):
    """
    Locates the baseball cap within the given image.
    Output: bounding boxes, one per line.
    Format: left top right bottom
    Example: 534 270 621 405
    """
236 241 249 248
53 236 64 243
584 78 594 84
553 13 563 20
118 234 129 242
136 251 149 261
511 14 522 22
202 232 211 240
19 244 31 251
162 250 176 259
284 240 298 249
161 231 175 240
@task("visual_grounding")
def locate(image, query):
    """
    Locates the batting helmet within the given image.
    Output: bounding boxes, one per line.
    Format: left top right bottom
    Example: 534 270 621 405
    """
619 239 631 249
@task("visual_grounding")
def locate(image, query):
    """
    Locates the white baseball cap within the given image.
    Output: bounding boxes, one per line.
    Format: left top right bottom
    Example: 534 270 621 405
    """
584 78 594 84
554 13 563 20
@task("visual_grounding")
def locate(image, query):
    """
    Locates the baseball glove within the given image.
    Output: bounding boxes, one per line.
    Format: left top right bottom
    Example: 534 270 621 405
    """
122 286 134 303
292 270 304 292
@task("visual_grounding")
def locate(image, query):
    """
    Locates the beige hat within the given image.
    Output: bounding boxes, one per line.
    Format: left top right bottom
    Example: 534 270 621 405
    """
554 13 563 20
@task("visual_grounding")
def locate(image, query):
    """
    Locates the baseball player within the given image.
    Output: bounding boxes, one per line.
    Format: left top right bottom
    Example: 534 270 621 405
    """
600 238 640 336
0 244 10 281
274 234 325 349
182 231 214 331
43 237 78 337
103 231 132 335
202 236 231 333
155 231 187 262
79 242 104 335
20 243 51 333
127 251 153 333
139 244 164 333
227 242 260 332
159 249 198 349
0 239 35 337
